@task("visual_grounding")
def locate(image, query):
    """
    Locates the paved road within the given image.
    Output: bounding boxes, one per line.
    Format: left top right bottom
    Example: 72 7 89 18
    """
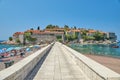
33 42 90 80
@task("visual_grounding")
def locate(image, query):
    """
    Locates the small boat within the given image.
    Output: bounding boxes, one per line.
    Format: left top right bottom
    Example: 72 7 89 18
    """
112 46 119 48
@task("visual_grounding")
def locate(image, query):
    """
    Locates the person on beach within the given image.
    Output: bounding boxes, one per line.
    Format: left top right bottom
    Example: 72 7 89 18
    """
10 51 14 57
14 50 17 56
20 50 25 58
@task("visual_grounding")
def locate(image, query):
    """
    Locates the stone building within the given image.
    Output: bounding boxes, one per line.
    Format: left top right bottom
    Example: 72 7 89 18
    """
106 32 117 42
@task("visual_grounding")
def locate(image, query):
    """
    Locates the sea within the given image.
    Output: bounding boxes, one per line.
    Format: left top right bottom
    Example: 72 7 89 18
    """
68 43 120 58
0 40 19 50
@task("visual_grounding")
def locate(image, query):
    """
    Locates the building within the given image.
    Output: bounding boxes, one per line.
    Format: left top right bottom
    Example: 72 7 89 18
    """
87 30 97 36
106 32 117 42
12 28 117 44
13 29 65 44
66 29 81 42
13 32 24 43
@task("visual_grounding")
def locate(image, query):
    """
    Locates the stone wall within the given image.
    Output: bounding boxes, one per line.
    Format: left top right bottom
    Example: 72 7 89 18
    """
62 43 120 80
0 43 53 80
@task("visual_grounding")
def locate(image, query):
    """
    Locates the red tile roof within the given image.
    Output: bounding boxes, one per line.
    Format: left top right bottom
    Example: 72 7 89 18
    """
71 29 81 32
13 32 24 36
25 30 41 33
25 30 64 35
45 28 65 32
88 30 97 33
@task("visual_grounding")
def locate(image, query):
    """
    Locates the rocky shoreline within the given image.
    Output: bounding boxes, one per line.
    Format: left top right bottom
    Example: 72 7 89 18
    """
0 41 18 45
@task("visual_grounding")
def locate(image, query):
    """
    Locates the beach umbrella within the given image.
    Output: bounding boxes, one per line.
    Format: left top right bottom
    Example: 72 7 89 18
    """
26 48 30 51
6 47 14 52
0 49 3 54
0 49 6 54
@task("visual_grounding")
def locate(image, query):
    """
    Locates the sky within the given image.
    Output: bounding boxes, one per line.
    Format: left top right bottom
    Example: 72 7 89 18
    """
0 0 120 40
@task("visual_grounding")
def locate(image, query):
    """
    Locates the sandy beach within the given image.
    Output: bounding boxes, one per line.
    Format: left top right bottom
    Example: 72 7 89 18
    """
0 43 48 71
84 54 120 74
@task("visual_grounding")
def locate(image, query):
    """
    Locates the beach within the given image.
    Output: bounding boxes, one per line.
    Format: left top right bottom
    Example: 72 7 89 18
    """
84 54 120 74
0 50 36 71
0 44 47 71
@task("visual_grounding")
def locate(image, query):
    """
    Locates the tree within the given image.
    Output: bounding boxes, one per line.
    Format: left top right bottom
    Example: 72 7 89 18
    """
74 26 77 29
46 24 53 29
84 36 95 41
93 31 104 41
64 25 69 29
65 33 78 41
24 32 31 39
16 38 21 43
23 32 37 44
54 25 59 28
37 26 40 30
65 34 72 41
9 37 13 41
56 35 62 42
27 37 37 43
23 32 31 45
46 24 59 29
81 30 87 39
30 28 34 30
72 32 78 40
64 25 69 31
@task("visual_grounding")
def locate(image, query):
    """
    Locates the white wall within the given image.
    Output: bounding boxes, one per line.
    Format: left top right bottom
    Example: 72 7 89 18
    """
0 43 53 80
61 43 120 80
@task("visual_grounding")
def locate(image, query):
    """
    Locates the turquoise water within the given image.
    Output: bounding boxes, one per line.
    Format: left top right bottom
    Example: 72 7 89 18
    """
0 40 22 50
0 44 20 50
68 43 120 58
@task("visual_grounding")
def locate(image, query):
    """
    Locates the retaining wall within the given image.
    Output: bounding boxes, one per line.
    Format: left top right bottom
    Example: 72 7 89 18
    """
0 43 53 80
62 43 120 80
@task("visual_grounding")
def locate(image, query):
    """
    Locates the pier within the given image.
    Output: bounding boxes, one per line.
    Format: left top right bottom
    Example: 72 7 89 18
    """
0 42 120 80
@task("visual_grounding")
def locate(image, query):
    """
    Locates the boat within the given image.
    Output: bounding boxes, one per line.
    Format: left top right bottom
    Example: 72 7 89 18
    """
112 46 119 48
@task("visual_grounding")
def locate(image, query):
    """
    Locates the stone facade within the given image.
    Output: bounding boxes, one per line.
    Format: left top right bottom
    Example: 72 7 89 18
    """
106 32 117 42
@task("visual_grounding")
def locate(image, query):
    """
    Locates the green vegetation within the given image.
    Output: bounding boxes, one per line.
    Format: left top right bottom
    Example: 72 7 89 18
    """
12 24 111 44
27 37 37 42
16 38 21 43
81 30 104 41
81 30 88 41
46 24 59 29
64 25 69 31
83 36 95 41
93 31 104 41
30 28 34 30
56 35 62 42
65 33 78 41
9 37 13 41
23 32 37 45
37 26 40 30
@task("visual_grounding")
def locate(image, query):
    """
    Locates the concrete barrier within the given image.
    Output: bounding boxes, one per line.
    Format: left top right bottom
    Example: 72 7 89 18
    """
62 43 120 80
0 43 53 80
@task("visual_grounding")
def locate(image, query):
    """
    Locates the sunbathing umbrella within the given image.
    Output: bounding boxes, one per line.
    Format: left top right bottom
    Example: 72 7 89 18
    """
26 48 30 51
6 47 14 52
0 49 6 54
0 49 4 54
